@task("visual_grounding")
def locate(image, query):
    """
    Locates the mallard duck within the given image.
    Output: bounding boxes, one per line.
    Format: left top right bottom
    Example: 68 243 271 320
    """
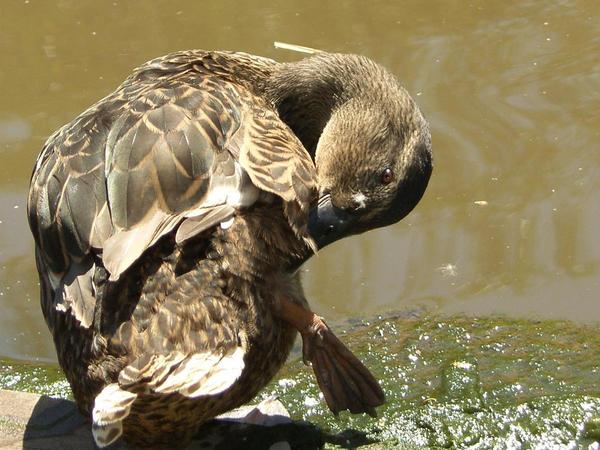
27 50 432 448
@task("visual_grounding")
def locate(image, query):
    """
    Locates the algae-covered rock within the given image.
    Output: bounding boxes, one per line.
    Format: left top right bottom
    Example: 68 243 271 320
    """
2 314 599 449
265 314 600 449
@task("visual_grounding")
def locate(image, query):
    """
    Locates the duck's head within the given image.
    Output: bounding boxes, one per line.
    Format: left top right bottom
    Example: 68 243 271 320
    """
310 93 432 249
269 53 432 250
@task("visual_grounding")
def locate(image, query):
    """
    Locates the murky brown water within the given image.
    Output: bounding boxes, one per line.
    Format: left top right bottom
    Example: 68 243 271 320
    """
0 0 598 362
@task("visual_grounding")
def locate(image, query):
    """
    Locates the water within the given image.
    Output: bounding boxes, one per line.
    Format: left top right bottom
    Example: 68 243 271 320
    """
0 0 598 362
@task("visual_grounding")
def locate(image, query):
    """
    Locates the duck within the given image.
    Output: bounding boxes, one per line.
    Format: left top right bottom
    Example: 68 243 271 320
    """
27 49 432 448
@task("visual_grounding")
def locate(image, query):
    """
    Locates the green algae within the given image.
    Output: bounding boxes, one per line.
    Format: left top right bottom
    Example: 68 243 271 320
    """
0 359 70 398
264 315 600 448
2 314 599 448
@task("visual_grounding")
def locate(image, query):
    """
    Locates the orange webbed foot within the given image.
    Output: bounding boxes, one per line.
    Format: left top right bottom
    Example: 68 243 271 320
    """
300 314 384 416
274 297 385 416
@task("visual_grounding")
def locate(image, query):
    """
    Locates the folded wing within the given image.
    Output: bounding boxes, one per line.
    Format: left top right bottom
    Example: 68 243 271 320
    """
27 51 317 326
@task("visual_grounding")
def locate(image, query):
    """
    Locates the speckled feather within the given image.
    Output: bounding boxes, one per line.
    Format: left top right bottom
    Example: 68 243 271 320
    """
28 51 317 448
28 50 316 283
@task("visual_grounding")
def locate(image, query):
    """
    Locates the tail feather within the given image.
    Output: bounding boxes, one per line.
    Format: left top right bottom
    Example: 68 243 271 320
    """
92 383 138 447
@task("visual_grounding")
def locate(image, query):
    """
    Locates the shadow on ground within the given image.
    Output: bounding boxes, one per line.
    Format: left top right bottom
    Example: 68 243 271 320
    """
2 392 372 449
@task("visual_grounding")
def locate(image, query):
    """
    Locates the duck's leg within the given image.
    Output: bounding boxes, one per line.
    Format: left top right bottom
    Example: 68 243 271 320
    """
274 297 385 416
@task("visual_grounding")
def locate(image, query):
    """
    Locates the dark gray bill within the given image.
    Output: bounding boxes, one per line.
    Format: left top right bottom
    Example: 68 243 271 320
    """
307 195 357 249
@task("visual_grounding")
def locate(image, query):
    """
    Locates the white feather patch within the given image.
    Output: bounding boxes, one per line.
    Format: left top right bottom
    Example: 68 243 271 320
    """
92 422 123 448
154 347 245 398
93 383 138 426
92 383 137 447
352 192 367 210
220 217 235 230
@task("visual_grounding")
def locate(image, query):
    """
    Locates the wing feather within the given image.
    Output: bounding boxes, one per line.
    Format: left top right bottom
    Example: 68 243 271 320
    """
28 50 318 315
237 103 317 241
175 204 236 244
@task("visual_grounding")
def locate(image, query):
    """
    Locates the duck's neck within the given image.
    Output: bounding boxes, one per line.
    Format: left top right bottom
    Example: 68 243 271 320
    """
264 54 387 157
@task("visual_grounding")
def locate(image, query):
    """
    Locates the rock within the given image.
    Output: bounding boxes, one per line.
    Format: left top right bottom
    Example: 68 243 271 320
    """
0 390 344 449
0 389 94 449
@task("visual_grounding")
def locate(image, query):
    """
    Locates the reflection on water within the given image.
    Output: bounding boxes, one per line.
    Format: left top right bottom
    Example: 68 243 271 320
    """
0 0 598 361
0 117 31 145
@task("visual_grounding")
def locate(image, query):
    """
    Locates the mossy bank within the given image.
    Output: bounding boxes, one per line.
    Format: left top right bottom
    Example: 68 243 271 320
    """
2 313 599 449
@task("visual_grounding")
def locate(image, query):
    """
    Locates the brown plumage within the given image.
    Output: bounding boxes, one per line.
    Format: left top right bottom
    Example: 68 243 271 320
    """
27 50 432 448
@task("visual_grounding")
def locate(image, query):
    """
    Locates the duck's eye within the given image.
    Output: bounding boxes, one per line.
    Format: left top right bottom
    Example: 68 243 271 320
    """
380 168 394 184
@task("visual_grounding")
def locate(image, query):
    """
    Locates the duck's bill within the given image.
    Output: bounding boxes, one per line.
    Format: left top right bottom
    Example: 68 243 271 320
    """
307 195 357 249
